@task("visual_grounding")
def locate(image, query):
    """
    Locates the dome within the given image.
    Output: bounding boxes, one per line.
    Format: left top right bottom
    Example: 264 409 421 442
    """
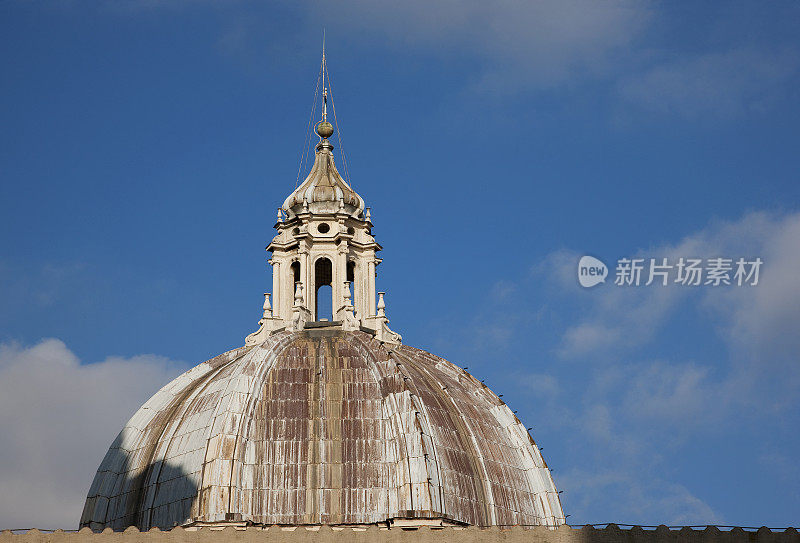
80 330 564 530
281 140 365 219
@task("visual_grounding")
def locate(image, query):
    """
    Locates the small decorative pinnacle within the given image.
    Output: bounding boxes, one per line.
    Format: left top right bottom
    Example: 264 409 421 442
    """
343 281 352 306
262 293 272 318
377 292 386 318
341 280 360 331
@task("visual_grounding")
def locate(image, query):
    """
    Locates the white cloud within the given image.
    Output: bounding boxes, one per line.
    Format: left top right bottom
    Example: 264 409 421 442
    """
722 213 800 348
0 339 187 530
617 48 799 119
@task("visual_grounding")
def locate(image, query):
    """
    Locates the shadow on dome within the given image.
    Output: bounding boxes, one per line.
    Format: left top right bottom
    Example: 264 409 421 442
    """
81 428 199 532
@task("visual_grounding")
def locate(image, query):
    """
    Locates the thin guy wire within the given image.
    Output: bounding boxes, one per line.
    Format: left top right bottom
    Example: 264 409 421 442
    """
323 63 352 188
296 63 322 189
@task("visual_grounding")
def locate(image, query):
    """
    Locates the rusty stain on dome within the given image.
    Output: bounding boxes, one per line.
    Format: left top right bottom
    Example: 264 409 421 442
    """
80 330 564 531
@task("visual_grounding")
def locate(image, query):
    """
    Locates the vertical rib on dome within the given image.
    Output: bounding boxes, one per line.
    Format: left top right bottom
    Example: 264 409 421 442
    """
80 331 564 530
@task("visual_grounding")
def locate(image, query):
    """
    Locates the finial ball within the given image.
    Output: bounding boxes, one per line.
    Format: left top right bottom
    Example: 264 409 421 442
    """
316 121 334 139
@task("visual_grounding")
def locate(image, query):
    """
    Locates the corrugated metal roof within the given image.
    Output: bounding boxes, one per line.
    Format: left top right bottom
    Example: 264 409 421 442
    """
80 330 564 531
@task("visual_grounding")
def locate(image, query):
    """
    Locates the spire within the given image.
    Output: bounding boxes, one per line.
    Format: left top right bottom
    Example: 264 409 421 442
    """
322 30 327 121
244 48 401 346
316 32 334 140
283 40 361 219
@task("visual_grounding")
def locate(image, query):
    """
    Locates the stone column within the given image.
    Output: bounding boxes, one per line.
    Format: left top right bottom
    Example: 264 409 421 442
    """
368 259 376 317
336 246 348 319
356 254 369 321
270 260 280 318
350 259 359 320
285 258 297 324
302 251 310 313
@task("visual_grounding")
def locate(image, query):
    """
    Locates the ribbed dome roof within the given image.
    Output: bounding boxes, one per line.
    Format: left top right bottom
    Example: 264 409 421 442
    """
80 330 564 531
281 141 364 219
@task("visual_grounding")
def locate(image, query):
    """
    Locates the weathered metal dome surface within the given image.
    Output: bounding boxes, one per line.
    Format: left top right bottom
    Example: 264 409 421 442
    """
80 330 564 531
281 142 364 219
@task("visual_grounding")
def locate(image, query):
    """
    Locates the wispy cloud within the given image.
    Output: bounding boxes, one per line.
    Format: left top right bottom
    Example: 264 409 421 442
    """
559 468 722 525
0 261 87 311
716 213 800 386
314 0 652 92
506 210 800 524
545 211 800 465
90 1 800 119
521 372 560 401
557 211 800 374
617 48 799 120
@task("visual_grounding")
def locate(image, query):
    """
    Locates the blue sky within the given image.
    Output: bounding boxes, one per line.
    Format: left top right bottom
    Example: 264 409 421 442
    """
1 0 799 530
